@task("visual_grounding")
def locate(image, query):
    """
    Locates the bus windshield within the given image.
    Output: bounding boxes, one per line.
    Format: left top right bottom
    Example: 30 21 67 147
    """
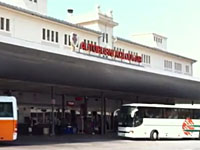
118 106 143 127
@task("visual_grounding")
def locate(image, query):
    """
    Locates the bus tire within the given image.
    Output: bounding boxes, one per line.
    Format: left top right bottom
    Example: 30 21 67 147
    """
150 130 158 140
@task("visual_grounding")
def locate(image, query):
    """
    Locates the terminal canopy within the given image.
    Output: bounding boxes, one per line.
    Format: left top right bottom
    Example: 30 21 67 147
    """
0 42 200 101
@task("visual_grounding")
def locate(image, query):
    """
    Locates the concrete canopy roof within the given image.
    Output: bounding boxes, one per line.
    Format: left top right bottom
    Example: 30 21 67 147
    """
0 41 200 101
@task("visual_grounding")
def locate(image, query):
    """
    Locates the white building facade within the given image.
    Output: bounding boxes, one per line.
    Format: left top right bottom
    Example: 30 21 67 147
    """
0 0 196 77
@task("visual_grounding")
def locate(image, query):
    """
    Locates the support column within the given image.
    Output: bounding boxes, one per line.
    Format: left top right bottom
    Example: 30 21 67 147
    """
62 95 65 120
104 97 107 134
84 96 88 133
120 99 123 106
136 96 139 103
101 94 104 135
51 86 55 136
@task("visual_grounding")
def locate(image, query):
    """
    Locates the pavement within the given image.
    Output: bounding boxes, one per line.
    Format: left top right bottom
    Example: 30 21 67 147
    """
1 133 200 150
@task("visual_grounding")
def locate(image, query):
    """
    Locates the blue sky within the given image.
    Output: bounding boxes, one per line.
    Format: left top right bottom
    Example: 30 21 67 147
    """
48 0 200 78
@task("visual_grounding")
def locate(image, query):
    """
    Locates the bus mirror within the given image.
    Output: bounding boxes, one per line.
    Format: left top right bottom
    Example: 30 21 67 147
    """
131 108 138 118
114 109 120 116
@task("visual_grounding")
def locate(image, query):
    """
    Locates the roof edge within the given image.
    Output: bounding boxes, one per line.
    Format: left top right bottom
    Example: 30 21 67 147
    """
0 1 101 35
117 37 197 63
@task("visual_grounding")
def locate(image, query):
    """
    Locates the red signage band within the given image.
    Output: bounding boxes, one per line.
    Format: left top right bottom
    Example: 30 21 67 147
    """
80 42 142 63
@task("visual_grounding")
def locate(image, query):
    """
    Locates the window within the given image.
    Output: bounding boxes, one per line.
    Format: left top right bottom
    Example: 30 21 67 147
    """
142 107 195 119
154 36 162 44
178 109 193 119
47 29 50 41
64 34 68 45
30 0 37 3
0 17 4 30
42 28 45 40
64 34 71 46
0 102 13 117
56 32 58 43
163 108 178 119
51 31 54 42
106 33 108 43
142 54 151 64
68 35 71 46
186 65 190 73
134 52 138 56
164 60 172 69
193 110 200 119
102 33 109 43
42 28 59 44
144 107 163 118
6 19 9 31
83 39 87 44
175 62 182 72
102 33 105 42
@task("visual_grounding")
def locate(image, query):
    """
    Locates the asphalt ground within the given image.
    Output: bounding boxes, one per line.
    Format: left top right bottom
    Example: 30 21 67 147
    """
0 134 200 150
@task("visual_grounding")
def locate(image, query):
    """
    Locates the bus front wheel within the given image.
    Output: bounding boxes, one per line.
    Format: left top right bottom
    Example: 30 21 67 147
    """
150 130 158 140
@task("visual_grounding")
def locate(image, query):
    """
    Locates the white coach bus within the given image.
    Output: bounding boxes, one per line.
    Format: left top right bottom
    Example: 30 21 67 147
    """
118 103 200 140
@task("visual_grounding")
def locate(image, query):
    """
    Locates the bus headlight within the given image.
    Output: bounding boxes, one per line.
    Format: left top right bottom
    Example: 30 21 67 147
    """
130 130 134 134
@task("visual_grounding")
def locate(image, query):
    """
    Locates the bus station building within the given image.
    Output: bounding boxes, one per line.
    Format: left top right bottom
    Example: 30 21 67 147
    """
0 0 200 136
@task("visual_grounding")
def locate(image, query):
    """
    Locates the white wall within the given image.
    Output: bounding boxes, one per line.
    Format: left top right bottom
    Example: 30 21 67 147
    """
115 40 193 75
0 5 195 77
0 0 47 14
132 33 167 50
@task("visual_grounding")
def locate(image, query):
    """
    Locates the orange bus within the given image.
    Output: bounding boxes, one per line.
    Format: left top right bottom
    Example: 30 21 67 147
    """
0 96 17 141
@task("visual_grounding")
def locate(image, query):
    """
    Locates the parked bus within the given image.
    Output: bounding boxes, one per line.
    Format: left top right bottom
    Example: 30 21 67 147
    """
118 103 200 140
0 96 17 141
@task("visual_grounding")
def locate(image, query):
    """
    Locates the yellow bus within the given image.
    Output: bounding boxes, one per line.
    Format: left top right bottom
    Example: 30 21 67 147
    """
0 96 17 141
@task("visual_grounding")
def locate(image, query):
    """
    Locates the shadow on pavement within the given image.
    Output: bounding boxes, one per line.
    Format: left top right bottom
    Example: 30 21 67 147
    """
0 133 121 147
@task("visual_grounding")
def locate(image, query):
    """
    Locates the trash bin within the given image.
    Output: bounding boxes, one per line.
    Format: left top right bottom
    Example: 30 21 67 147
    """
66 126 73 134
43 127 49 135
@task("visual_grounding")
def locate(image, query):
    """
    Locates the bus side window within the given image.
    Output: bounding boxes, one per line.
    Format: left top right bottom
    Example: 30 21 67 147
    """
178 109 192 119
144 108 154 118
164 109 171 118
164 109 178 119
0 102 13 117
194 110 200 119
144 107 162 118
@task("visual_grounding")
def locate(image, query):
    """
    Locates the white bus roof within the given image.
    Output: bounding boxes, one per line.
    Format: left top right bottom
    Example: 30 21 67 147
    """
122 103 200 109
0 96 16 102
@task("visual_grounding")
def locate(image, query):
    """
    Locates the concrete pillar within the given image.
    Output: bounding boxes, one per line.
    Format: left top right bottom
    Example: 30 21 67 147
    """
51 86 55 136
101 94 104 135
84 96 88 133
136 96 139 103
62 95 65 119
104 97 107 134
120 99 123 105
